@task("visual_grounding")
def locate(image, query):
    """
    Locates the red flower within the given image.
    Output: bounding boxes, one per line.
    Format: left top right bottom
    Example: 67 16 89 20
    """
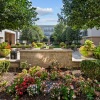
19 92 23 95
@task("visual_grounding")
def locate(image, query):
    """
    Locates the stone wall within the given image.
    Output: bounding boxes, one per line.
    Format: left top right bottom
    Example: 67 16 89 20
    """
20 49 80 68
10 60 20 71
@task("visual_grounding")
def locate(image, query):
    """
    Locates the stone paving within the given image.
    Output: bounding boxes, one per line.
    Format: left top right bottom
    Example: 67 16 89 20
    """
72 51 83 62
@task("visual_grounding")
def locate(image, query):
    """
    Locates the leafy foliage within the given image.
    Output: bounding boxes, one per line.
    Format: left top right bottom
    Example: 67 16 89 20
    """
60 42 66 48
93 46 100 59
20 25 44 43
0 0 37 30
51 22 66 43
0 60 10 74
79 40 95 57
20 61 28 69
0 49 10 57
62 27 81 45
61 0 100 29
5 65 100 99
0 42 11 57
80 60 100 80
51 23 81 45
80 80 95 100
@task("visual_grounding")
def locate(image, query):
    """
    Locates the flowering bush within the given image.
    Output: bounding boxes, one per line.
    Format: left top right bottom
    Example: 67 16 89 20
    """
16 69 29 78
7 77 35 96
27 84 38 96
40 71 48 80
15 77 35 96
79 79 95 100
5 66 100 99
29 66 41 76
50 71 58 80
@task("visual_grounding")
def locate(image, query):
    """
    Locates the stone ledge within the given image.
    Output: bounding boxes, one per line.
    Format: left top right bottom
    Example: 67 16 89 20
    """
20 49 72 53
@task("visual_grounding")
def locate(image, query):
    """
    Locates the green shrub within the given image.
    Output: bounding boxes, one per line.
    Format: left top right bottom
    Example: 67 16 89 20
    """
93 46 100 59
59 42 66 48
80 60 100 80
32 42 37 48
40 71 48 80
79 40 95 57
29 66 41 76
0 60 10 74
11 45 31 48
20 61 28 69
49 46 54 49
71 44 77 50
16 42 20 45
50 71 58 80
36 43 43 48
0 42 8 49
0 49 10 57
80 80 95 100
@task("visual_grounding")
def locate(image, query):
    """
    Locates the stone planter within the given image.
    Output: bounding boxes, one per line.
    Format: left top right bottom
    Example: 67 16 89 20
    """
0 49 10 57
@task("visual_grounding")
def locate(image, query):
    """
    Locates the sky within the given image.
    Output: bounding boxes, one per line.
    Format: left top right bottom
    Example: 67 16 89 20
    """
30 0 63 25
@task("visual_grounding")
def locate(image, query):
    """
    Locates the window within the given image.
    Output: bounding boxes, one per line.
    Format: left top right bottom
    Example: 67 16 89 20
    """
83 30 88 36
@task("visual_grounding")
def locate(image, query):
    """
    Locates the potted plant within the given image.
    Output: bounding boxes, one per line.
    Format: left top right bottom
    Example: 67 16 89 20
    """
79 40 95 57
0 42 11 57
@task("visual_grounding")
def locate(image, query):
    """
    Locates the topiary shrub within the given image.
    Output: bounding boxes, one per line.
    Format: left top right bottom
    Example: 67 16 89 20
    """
93 45 100 59
80 60 100 80
0 60 10 74
32 42 37 48
60 42 66 48
36 42 43 48
71 44 77 50
79 40 95 57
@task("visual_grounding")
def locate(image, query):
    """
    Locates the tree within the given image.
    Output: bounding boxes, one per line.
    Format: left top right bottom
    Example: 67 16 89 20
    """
20 25 44 43
61 0 100 29
51 23 81 45
31 26 44 42
52 22 66 43
62 27 82 45
43 36 48 43
0 0 37 30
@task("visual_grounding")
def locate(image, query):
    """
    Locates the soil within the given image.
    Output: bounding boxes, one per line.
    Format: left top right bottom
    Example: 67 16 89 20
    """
0 92 100 100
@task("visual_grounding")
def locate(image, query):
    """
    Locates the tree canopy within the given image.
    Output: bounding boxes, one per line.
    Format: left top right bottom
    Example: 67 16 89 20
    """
51 22 81 45
61 0 100 29
20 25 44 43
0 0 37 30
62 27 81 45
52 22 66 43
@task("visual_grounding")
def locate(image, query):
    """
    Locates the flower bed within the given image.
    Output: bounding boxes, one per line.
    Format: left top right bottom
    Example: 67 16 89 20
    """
0 66 100 100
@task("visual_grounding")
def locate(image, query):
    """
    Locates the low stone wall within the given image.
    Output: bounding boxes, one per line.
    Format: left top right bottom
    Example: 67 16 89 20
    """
10 60 20 71
20 49 80 68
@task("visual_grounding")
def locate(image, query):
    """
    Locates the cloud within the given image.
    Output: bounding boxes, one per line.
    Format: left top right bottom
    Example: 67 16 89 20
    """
36 7 53 16
36 18 58 25
41 18 57 22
